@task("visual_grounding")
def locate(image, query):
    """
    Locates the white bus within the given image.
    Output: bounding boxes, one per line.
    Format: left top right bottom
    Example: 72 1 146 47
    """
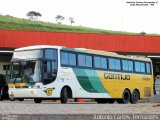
8 45 153 104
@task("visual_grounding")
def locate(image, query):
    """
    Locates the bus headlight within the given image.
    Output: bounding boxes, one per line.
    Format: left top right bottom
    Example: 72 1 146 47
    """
31 91 37 94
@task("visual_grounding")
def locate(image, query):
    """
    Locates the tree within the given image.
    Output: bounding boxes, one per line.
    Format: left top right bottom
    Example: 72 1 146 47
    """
55 15 65 24
69 17 75 25
140 31 146 35
26 11 42 20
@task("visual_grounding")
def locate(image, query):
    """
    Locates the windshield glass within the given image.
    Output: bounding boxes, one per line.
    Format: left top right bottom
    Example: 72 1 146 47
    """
12 49 43 61
10 61 42 83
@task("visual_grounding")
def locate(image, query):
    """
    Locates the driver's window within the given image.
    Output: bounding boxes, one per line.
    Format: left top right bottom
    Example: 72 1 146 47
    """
43 49 58 84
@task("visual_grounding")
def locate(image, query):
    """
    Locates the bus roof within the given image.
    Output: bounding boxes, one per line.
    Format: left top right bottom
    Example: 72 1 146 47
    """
14 45 151 62
14 45 63 51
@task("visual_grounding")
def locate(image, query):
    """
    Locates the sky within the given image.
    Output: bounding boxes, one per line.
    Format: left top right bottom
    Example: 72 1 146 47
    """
0 0 160 34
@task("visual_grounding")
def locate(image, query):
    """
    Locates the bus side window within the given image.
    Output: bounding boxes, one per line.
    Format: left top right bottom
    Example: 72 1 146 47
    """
146 63 151 74
109 58 121 70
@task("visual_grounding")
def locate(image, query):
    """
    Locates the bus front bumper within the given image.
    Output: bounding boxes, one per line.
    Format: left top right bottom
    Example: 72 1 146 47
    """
9 88 42 98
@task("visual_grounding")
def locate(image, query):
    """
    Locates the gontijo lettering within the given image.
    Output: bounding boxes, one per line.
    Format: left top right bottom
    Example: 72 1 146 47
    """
104 73 130 80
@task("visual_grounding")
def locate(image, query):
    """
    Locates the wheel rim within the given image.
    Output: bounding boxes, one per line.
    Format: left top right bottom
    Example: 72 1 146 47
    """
132 91 138 102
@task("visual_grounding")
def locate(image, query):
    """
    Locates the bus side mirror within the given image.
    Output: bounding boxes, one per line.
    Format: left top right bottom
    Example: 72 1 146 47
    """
3 65 10 70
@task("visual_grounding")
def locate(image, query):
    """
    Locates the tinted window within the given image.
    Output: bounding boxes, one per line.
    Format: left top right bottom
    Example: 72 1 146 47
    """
94 56 107 69
86 55 92 67
109 58 121 70
109 58 115 69
128 61 133 71
78 54 92 67
61 52 69 65
115 59 121 70
135 61 145 73
141 62 145 73
78 54 85 67
122 60 133 71
69 53 76 66
146 63 151 74
61 52 76 66
135 62 141 72
101 57 107 69
94 56 101 68
122 60 128 71
45 49 57 60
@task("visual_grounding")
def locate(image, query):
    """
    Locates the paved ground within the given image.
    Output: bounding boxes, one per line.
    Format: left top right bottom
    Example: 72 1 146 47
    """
0 100 160 120
0 100 160 114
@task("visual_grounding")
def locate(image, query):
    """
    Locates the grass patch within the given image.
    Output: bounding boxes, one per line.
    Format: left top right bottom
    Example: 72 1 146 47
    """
0 15 158 35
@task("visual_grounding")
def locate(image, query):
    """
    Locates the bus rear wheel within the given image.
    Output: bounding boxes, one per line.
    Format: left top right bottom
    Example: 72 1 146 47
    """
34 98 42 103
117 90 130 104
130 90 139 104
60 87 68 104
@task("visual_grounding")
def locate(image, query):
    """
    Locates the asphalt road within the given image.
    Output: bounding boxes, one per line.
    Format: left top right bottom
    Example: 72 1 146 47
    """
0 100 160 120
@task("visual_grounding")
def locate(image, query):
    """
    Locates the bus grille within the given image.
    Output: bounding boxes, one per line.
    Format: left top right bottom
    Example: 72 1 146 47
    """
144 87 151 97
15 86 29 88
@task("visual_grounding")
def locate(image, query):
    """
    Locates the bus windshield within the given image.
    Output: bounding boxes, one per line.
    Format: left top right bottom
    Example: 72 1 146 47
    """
10 61 42 83
12 49 43 61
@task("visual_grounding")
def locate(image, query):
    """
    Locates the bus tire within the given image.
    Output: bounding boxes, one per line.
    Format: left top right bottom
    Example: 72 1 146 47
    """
61 87 68 104
0 94 3 101
34 98 42 103
117 89 130 104
0 88 3 101
130 90 139 104
10 97 15 101
18 98 24 101
96 99 108 104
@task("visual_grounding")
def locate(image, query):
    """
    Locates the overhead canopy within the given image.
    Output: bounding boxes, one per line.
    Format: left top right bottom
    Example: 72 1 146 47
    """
0 29 160 53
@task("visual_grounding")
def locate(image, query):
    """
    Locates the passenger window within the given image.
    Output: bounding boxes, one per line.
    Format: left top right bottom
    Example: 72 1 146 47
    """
109 58 121 70
122 60 128 71
135 61 145 73
140 62 145 73
128 61 133 71
78 54 85 67
69 53 76 66
146 63 151 74
135 62 141 72
94 56 101 68
101 57 107 69
115 59 121 70
109 58 115 70
86 55 92 68
61 52 69 65
122 60 133 71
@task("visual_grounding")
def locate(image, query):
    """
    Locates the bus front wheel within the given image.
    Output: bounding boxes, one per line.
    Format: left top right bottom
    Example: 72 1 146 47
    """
60 87 68 104
0 88 4 101
34 98 42 103
130 90 139 104
117 89 130 104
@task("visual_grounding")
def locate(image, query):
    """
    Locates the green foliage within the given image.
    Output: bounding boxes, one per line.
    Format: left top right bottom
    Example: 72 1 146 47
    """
0 15 155 35
26 11 42 20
